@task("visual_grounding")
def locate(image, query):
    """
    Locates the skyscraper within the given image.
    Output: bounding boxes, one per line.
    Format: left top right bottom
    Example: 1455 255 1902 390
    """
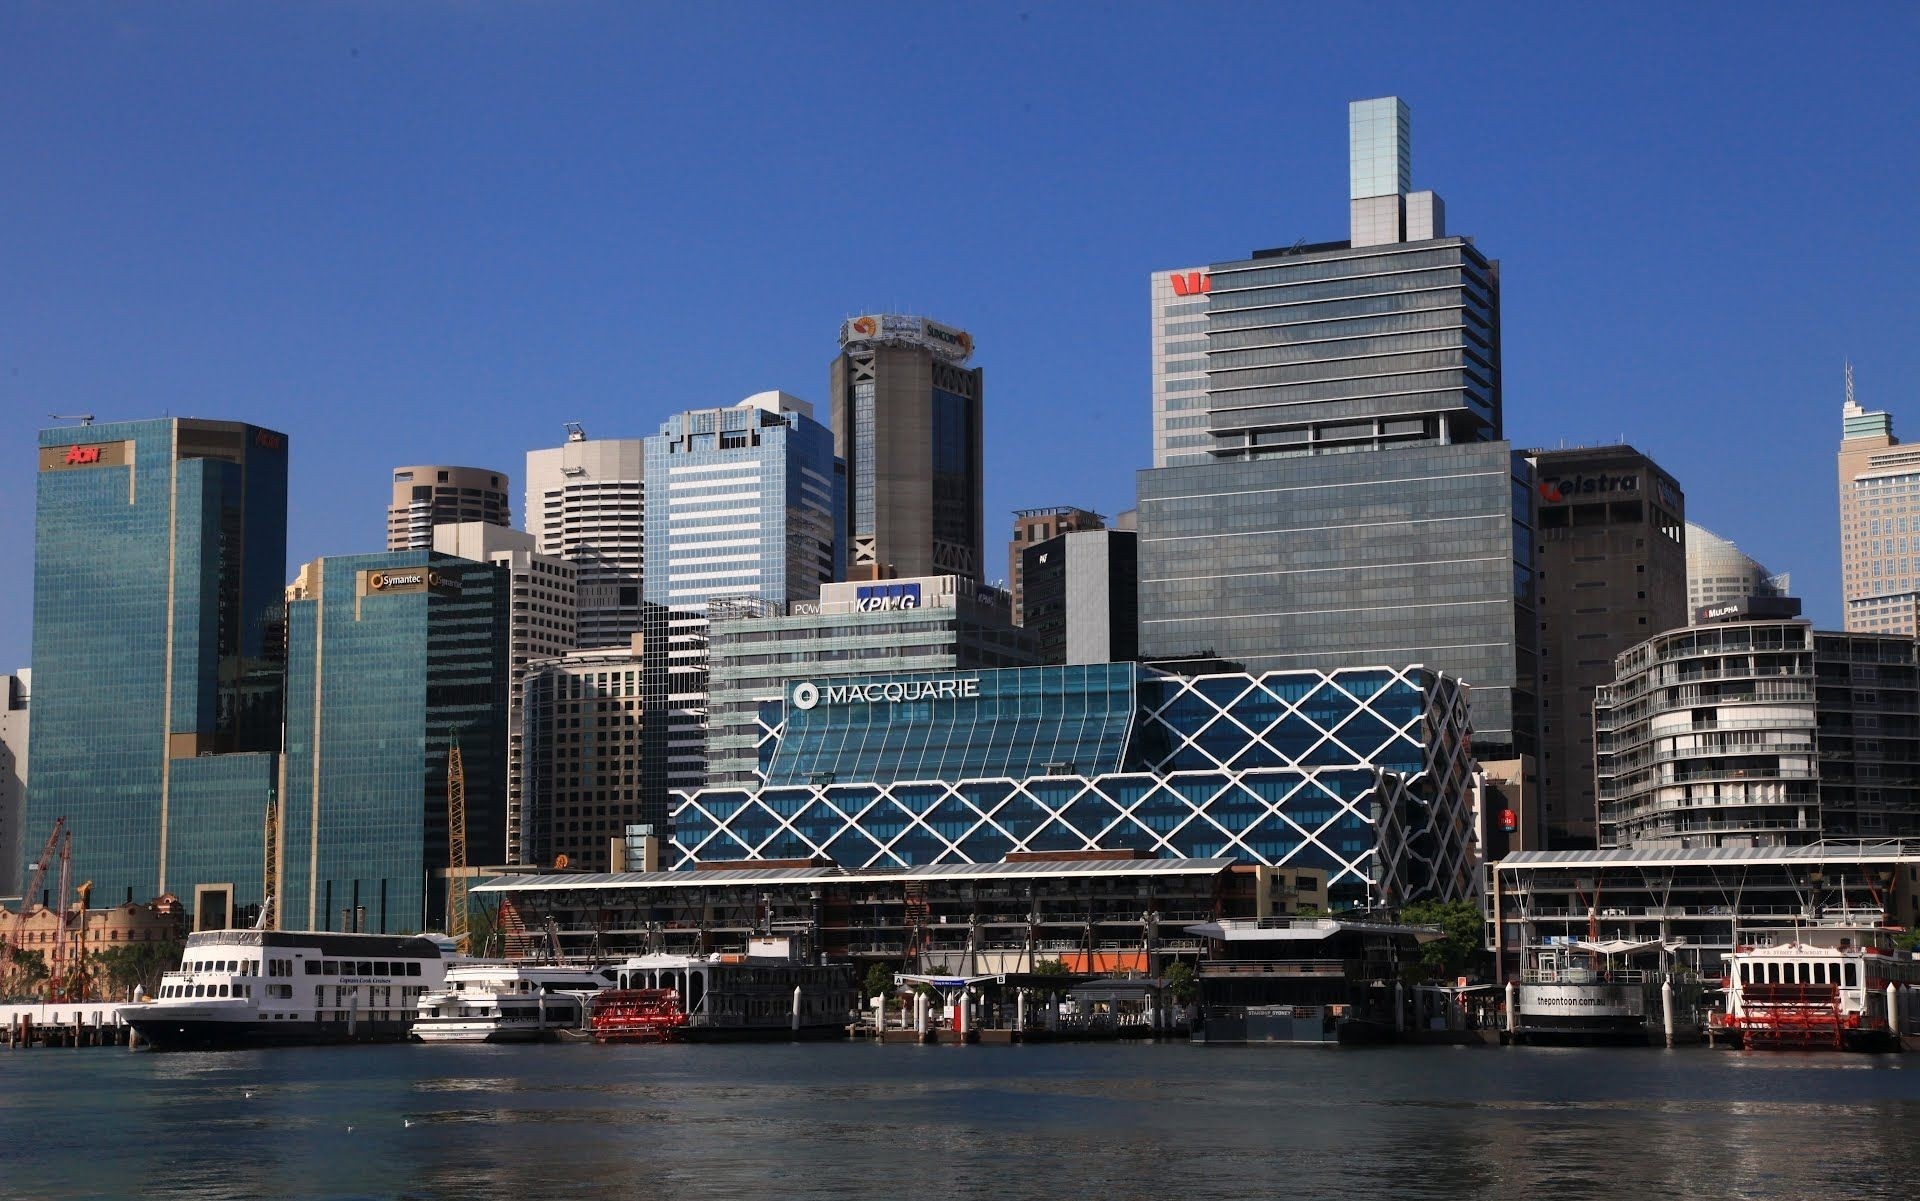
1686 522 1789 621
643 392 844 821
1007 506 1104 624
386 464 510 550
1838 365 1920 633
525 429 646 649
1151 266 1214 468
1528 447 1688 848
280 551 508 932
430 522 576 865
1136 98 1537 763
0 670 27 899
830 315 983 581
29 418 288 924
1022 529 1140 666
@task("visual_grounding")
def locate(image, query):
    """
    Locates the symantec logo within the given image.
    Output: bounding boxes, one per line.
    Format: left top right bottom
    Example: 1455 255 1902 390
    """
1169 272 1210 297
64 445 102 465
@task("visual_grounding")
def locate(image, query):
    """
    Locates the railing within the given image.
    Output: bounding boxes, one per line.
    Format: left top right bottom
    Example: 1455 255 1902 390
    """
1521 968 1648 985
1199 959 1349 977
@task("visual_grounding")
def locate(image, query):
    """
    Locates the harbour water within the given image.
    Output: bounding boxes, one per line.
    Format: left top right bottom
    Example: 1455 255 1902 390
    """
5 1043 1920 1200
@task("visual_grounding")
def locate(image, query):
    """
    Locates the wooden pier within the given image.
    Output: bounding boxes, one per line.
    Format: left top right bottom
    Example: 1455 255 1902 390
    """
2 1002 137 1049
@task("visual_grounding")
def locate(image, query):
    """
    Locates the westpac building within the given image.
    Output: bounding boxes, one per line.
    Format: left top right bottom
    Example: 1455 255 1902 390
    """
671 663 1481 907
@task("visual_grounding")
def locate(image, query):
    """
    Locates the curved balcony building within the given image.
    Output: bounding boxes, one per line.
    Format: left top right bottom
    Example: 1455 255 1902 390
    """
1597 620 1920 848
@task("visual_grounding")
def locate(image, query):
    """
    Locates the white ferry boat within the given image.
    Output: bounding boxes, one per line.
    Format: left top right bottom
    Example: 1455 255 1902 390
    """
413 962 617 1043
1507 941 1657 1045
1708 923 1920 1052
120 929 451 1050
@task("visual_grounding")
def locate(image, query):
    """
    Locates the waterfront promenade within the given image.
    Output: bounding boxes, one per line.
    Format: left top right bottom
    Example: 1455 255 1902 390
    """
4 1042 1918 1201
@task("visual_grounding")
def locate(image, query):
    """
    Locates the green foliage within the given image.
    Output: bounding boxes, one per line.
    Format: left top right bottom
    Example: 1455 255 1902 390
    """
1162 960 1197 1004
1396 898 1488 980
1031 957 1071 998
3 949 49 1000
92 941 183 1000
862 962 899 1000
1894 927 1920 953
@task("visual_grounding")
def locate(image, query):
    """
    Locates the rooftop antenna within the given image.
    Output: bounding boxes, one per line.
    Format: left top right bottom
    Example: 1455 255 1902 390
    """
48 413 95 426
1846 360 1855 408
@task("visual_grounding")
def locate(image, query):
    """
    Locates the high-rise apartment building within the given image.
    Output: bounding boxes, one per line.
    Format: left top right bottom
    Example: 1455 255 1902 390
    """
1596 606 1920 848
703 577 1039 787
1007 506 1104 624
521 643 645 873
525 429 647 649
830 315 983 581
1528 447 1687 848
1686 522 1789 622
1838 367 1920 633
0 670 27 898
1151 266 1214 468
430 522 576 864
29 419 288 924
1137 98 1537 763
281 551 508 933
639 392 845 823
1022 530 1139 666
386 465 510 550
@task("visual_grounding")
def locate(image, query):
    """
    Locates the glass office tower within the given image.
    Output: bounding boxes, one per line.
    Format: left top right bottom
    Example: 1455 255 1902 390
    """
280 552 507 933
1138 97 1538 762
29 418 287 924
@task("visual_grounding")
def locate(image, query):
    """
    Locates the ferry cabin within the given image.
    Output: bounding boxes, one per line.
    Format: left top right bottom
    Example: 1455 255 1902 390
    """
613 954 857 1039
414 964 616 1043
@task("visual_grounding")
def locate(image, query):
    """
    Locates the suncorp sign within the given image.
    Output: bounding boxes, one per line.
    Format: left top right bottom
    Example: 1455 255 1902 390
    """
790 677 980 710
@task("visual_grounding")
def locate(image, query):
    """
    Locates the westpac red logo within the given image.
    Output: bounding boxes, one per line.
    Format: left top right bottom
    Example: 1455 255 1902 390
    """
64 445 102 465
1169 271 1210 297
253 429 284 451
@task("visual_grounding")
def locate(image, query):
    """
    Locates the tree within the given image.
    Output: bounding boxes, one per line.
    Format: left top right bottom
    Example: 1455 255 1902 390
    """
862 962 900 1000
2 949 49 1001
92 941 183 999
1162 960 1197 1005
1396 898 1487 980
1031 957 1072 999
1895 927 1920 953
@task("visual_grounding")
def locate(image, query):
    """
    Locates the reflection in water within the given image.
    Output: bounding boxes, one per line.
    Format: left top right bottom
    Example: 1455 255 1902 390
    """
4 1043 1919 1201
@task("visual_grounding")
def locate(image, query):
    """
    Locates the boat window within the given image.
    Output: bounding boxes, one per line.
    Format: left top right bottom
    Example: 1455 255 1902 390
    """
324 961 337 974
1845 962 1859 987
358 962 372 976
305 960 321 975
408 963 421 977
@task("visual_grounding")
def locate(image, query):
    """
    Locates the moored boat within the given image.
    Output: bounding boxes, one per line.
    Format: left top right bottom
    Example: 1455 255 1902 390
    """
588 950 856 1042
1708 923 1920 1052
413 962 616 1043
120 929 452 1050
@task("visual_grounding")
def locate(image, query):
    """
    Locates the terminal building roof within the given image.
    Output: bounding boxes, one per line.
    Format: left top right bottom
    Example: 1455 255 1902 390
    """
474 856 1240 894
1499 840 1920 869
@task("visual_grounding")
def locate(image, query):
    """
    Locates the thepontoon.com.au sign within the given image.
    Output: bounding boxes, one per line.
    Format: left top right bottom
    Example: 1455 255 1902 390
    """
790 678 980 709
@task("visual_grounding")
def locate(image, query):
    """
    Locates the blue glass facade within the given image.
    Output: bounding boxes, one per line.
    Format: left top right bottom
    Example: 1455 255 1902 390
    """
281 552 507 933
28 419 287 919
676 664 1480 906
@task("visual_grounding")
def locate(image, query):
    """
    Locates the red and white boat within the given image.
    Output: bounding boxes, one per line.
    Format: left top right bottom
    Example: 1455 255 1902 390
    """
1709 923 1920 1052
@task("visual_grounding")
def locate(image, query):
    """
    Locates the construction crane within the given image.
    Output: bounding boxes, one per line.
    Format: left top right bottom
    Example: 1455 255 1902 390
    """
261 793 280 931
1 818 67 996
447 740 470 953
54 880 93 1002
46 830 74 1000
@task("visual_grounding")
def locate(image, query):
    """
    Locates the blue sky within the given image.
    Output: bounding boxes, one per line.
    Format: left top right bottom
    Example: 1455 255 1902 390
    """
3 3 1918 672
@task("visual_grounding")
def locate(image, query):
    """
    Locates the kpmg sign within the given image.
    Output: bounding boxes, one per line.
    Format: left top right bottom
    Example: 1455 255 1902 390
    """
855 583 921 611
790 677 980 710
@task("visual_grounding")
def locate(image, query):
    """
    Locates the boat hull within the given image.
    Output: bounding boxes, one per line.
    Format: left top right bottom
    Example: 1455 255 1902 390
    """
125 1010 415 1051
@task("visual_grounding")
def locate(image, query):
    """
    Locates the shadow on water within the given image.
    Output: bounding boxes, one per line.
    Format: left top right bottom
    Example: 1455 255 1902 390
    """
3 1043 1918 1201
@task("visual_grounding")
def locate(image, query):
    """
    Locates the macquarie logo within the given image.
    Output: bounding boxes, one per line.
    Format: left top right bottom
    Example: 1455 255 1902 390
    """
1169 271 1210 297
791 678 980 709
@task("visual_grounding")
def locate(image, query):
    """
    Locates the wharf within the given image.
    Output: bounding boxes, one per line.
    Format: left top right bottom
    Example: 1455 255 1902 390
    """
2 1002 135 1048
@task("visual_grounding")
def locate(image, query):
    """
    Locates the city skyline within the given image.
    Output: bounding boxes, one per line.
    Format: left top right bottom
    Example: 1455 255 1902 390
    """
3 7 1919 672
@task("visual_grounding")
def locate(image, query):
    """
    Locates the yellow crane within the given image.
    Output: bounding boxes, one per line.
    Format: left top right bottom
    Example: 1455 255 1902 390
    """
447 740 470 953
261 792 280 931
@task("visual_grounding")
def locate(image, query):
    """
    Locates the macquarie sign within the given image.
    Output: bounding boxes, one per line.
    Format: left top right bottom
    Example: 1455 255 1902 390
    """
790 677 980 710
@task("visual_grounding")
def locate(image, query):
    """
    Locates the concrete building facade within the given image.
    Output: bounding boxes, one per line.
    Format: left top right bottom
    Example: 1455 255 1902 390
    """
525 430 647 650
430 522 576 864
0 670 26 899
1022 529 1139 666
520 644 646 873
386 465 510 551
830 315 984 582
1529 446 1688 848
1838 368 1920 633
1151 266 1215 468
1007 506 1104 625
1595 611 1920 850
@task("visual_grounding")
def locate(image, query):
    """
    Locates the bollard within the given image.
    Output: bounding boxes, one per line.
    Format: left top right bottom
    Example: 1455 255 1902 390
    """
1395 981 1406 1034
1662 977 1676 1048
1506 980 1518 1036
1016 990 1026 1034
792 985 802 1033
